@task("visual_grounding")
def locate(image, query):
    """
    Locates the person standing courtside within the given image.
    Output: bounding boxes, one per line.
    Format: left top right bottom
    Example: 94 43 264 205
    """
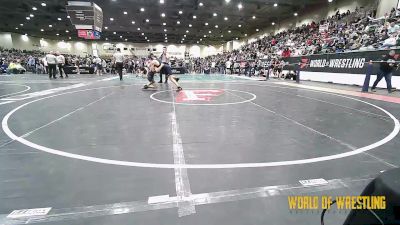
94 56 102 76
46 51 57 79
56 51 68 78
371 50 397 93
159 46 170 83
113 48 124 80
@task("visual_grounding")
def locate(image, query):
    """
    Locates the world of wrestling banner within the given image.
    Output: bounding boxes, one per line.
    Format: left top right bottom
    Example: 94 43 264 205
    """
281 49 400 76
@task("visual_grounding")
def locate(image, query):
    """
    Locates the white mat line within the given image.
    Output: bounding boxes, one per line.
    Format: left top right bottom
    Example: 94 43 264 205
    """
170 90 196 217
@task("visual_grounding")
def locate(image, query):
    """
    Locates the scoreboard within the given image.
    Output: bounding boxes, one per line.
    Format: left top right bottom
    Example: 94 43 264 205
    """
66 1 103 32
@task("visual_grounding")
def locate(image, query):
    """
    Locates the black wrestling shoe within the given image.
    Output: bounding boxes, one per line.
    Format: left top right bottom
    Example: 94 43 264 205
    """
158 81 163 83
177 87 183 92
175 78 180 82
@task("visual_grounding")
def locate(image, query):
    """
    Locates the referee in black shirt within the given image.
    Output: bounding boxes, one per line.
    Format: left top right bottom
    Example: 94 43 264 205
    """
371 50 397 93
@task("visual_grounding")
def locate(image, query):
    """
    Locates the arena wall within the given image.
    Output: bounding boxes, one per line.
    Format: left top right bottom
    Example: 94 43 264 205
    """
0 32 223 58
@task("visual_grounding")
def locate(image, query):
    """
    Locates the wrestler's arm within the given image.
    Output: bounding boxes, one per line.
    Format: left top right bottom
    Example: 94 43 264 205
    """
154 63 165 73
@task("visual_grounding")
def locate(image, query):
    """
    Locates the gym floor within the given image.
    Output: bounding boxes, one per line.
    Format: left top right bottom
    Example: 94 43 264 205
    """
0 73 399 225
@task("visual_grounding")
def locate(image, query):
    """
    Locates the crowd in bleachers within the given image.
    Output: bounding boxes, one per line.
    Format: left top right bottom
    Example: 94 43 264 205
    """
0 48 94 74
197 7 400 76
2 6 400 77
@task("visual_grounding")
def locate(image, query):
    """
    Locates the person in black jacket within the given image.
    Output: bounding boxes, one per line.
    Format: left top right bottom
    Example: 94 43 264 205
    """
371 50 397 93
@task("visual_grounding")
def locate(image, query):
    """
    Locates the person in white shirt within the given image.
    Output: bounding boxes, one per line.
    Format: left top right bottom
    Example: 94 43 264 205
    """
226 60 232 74
56 52 67 78
102 59 107 74
93 56 102 76
113 48 125 80
159 46 170 83
42 57 48 74
46 51 57 79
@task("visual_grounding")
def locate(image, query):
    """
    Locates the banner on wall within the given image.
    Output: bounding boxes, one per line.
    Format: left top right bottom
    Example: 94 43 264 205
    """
77 30 101 39
279 50 400 76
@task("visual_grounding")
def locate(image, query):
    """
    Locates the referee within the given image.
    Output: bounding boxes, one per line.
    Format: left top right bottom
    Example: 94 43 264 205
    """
46 51 57 79
113 48 125 80
159 46 170 83
56 51 67 78
371 50 397 93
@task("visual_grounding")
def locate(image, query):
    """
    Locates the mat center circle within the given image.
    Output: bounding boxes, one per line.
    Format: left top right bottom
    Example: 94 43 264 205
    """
150 89 257 105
